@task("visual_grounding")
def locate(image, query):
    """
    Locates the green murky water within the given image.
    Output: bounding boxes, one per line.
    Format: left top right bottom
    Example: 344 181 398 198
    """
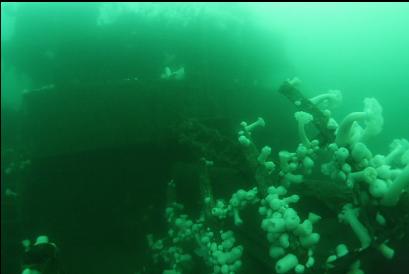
1 3 409 274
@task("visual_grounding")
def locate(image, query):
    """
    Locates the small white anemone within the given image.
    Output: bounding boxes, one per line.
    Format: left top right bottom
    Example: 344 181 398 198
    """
369 179 389 198
294 111 314 147
238 135 251 147
386 138 409 167
348 167 378 185
338 204 371 249
361 97 384 141
241 117 265 133
351 142 373 167
310 89 343 109
257 146 272 164
279 151 296 173
381 165 409 206
336 97 383 146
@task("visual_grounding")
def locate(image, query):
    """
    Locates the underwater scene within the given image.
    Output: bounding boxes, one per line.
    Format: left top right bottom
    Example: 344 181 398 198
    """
1 3 409 274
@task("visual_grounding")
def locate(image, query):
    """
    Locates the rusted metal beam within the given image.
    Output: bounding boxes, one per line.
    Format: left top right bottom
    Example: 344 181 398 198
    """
278 80 336 146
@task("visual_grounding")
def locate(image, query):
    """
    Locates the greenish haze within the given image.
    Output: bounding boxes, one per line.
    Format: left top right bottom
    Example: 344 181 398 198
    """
1 3 408 274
